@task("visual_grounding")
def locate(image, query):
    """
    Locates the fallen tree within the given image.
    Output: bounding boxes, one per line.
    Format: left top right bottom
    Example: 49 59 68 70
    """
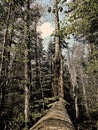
29 99 75 130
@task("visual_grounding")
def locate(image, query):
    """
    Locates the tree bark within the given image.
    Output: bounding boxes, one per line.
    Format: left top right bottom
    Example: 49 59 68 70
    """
67 50 79 119
79 68 89 114
29 100 75 130
53 0 64 98
58 55 64 98
24 0 31 128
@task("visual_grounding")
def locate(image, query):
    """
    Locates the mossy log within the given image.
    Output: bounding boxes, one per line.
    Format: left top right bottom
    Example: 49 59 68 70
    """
30 100 75 130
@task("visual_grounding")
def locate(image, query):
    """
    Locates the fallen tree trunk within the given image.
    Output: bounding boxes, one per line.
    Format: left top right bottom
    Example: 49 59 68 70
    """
30 100 75 130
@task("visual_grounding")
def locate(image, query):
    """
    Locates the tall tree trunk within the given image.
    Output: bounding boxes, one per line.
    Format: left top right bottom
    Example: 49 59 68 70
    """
58 55 64 98
53 0 64 98
74 89 79 119
35 22 39 88
24 48 30 129
82 82 88 114
67 52 79 119
80 68 89 114
24 0 31 128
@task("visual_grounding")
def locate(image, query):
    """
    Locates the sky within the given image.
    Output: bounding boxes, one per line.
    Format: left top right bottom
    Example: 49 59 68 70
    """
37 0 72 38
36 0 54 50
36 0 72 50
37 22 54 39
37 0 54 38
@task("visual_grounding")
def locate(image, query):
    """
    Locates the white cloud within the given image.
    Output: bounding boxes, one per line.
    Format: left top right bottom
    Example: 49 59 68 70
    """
37 22 54 38
66 0 72 3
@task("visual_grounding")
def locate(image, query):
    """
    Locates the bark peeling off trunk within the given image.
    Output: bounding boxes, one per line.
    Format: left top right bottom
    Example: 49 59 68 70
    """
30 100 75 130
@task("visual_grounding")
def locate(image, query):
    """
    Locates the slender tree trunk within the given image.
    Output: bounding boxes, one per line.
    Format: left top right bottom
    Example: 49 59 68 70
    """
82 83 88 114
75 95 79 119
24 0 31 128
53 0 64 98
67 54 79 119
73 79 79 119
58 55 64 98
35 23 39 88
24 48 30 128
80 69 89 114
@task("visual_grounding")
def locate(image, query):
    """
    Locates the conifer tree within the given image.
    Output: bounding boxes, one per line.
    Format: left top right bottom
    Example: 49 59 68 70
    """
53 0 64 98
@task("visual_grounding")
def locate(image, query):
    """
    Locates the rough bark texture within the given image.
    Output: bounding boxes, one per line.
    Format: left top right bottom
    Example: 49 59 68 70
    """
24 0 31 128
30 100 75 130
58 55 64 98
53 0 64 98
53 0 60 97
